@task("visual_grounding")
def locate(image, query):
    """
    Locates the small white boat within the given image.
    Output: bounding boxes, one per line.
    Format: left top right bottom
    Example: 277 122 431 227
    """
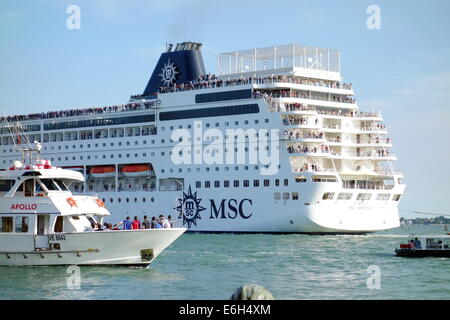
0 142 185 266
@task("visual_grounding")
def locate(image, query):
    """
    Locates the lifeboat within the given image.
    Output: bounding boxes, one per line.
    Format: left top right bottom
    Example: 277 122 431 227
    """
122 164 153 177
90 166 116 178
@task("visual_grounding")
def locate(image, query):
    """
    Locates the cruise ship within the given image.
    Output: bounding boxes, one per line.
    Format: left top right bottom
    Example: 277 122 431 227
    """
0 42 405 233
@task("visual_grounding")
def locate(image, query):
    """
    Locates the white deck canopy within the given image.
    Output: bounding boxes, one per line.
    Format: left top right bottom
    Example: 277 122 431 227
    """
217 44 341 78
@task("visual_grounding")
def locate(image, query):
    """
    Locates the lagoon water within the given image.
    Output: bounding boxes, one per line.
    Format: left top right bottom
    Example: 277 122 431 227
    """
1 224 449 300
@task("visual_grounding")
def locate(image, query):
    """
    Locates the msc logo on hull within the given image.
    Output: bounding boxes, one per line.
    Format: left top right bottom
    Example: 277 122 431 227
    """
175 185 253 228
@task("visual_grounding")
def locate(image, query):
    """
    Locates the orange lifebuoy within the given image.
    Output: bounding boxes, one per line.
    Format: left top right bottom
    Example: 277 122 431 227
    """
96 198 105 208
67 197 77 207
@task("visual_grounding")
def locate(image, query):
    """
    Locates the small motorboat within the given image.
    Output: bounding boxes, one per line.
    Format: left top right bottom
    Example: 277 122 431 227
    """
395 235 450 258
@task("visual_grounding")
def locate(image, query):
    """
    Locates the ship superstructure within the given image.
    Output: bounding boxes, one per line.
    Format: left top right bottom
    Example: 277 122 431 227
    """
0 42 405 233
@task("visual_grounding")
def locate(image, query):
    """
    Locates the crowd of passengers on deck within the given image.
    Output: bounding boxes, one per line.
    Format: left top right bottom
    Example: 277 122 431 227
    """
90 215 176 231
287 144 330 154
283 116 320 126
0 102 158 124
156 73 352 94
284 130 324 140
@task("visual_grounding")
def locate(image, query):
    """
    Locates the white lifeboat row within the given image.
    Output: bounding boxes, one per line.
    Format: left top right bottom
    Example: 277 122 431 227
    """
64 164 154 178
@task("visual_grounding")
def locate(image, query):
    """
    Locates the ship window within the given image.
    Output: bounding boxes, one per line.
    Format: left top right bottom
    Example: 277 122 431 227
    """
322 192 335 200
392 194 401 201
253 180 259 187
295 176 307 183
160 104 259 121
233 180 239 187
275 179 280 186
196 181 201 188
54 216 63 233
214 181 220 188
244 180 249 187
0 217 13 232
224 180 229 188
376 194 390 201
356 193 371 201
292 192 299 200
205 181 210 188
264 179 270 187
274 192 281 200
283 192 290 200
0 180 15 192
284 179 289 186
195 89 252 103
14 216 29 233
337 193 352 200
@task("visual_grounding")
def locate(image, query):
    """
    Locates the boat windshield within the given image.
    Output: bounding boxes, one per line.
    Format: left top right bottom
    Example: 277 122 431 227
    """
39 179 60 191
54 179 69 191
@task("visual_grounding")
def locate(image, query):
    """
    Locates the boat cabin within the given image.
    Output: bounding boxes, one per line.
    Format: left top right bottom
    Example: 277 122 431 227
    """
0 159 110 251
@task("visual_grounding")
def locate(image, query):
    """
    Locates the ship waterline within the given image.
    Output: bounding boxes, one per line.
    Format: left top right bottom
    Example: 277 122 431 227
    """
0 42 405 233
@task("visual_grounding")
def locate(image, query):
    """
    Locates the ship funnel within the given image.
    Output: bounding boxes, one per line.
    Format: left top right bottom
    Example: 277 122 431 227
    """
143 41 206 96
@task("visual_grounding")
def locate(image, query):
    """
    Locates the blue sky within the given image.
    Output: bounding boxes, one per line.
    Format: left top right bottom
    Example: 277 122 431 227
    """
1 0 449 218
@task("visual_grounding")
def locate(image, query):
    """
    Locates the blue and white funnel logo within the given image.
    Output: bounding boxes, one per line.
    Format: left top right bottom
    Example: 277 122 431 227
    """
159 59 179 86
175 186 205 228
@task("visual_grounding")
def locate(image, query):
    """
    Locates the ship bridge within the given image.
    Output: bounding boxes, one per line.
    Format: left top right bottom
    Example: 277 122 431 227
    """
217 44 342 82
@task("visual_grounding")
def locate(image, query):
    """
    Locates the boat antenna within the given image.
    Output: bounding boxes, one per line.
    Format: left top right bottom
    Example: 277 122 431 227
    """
2 115 41 166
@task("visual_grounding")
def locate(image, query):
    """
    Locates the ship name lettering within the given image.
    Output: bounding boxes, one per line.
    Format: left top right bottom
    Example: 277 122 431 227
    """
10 203 37 210
209 199 253 220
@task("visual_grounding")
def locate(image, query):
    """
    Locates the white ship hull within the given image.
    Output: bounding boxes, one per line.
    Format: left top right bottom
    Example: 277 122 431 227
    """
101 182 404 234
0 228 185 266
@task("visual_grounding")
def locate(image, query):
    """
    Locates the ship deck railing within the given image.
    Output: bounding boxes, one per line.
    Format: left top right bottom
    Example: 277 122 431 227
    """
158 74 352 94
1 100 160 125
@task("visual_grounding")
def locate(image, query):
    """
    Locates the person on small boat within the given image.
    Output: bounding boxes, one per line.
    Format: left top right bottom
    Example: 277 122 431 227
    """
409 239 416 249
115 216 132 230
168 215 175 228
151 216 161 229
414 238 422 249
142 215 151 229
132 216 141 230
159 215 171 229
